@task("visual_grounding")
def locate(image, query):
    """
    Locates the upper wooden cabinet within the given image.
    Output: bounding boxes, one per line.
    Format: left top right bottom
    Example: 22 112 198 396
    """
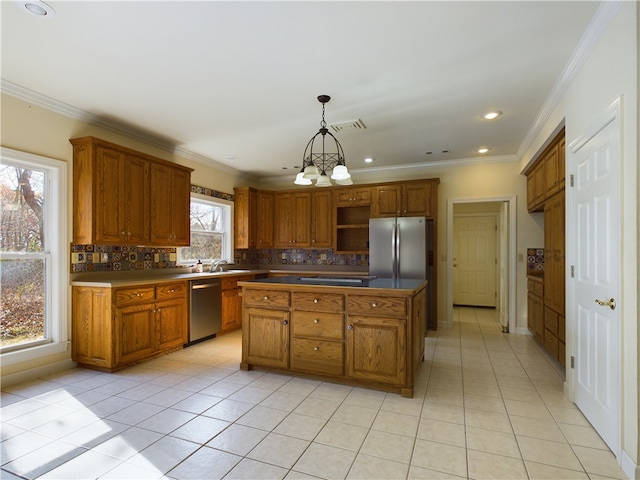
311 190 333 248
274 192 311 248
525 128 565 212
256 191 274 248
150 162 191 246
234 187 258 249
70 137 192 246
371 180 438 218
334 186 371 207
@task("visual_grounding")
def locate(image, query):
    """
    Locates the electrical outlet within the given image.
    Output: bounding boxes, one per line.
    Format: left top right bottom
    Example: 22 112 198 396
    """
518 253 524 262
169 253 176 262
320 254 327 260
154 254 160 263
102 253 109 263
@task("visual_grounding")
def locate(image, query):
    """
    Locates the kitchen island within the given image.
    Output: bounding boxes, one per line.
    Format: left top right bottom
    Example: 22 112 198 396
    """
238 276 427 397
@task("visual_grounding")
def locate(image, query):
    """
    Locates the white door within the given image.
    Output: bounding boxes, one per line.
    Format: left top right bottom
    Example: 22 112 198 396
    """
572 114 620 453
453 215 496 307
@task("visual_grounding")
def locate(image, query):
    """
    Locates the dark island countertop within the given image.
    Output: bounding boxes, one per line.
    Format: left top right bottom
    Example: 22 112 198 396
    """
240 275 426 292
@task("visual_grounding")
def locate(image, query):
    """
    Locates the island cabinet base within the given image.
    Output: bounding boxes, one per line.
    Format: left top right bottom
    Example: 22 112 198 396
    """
239 280 427 398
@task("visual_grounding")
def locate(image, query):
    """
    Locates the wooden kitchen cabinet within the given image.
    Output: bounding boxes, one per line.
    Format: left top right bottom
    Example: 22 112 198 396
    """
334 186 371 206
311 190 333 248
527 276 544 342
240 280 426 397
72 280 188 371
371 180 437 218
150 163 191 246
221 274 255 332
524 128 565 212
274 192 311 247
71 136 192 246
257 191 274 247
234 187 257 249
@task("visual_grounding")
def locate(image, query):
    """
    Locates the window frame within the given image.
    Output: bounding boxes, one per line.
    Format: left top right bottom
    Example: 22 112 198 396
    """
179 192 233 265
0 147 68 365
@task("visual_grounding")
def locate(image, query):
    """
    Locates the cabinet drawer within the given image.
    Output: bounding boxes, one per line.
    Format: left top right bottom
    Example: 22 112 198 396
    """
114 286 155 307
544 329 559 358
292 311 344 340
527 278 544 297
290 338 344 376
347 295 406 317
156 282 186 300
243 289 290 308
292 292 344 312
544 307 559 336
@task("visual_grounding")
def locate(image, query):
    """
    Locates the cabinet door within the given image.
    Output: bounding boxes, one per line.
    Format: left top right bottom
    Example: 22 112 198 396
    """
72 286 113 368
274 193 295 247
123 154 150 244
234 187 257 249
311 190 332 248
371 185 402 217
150 163 191 246
256 191 273 248
94 146 125 244
346 315 406 385
222 288 242 331
403 182 433 217
293 193 311 246
243 307 289 368
545 147 560 198
115 303 155 366
156 299 187 351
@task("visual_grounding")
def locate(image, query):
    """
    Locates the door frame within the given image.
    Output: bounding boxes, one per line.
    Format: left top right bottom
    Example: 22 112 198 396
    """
566 97 623 458
445 196 517 333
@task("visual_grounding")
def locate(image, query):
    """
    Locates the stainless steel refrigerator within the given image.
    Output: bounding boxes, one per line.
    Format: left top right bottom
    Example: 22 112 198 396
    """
370 216 436 329
369 216 428 279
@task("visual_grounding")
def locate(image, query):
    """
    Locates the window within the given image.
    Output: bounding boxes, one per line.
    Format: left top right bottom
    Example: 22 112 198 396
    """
1 147 67 360
179 194 232 264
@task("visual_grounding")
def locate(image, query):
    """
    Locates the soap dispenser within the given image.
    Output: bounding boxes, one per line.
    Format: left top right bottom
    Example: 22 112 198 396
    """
195 259 203 273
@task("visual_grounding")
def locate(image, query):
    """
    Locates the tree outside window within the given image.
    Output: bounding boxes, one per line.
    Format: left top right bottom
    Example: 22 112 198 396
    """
179 198 229 264
1 164 47 349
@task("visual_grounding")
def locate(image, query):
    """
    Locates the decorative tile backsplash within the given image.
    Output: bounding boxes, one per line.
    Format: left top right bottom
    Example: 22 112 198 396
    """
71 245 178 273
527 248 544 274
234 248 368 268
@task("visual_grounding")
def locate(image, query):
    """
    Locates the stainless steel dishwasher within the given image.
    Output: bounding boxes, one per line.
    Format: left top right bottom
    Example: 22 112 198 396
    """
187 278 222 346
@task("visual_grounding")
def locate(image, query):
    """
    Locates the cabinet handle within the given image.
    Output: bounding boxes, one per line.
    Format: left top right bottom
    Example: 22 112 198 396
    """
131 293 143 298
347 324 353 330
314 319 319 324
282 320 288 326
167 289 176 293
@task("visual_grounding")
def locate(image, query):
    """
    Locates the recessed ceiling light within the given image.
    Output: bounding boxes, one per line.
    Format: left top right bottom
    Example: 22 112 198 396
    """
478 147 490 154
364 157 374 163
482 111 502 120
20 0 55 17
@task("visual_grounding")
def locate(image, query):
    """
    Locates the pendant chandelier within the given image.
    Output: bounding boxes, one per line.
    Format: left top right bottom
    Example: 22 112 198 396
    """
294 95 352 187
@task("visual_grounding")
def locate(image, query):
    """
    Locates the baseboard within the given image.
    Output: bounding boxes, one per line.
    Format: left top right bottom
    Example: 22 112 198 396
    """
620 449 636 480
1 359 76 388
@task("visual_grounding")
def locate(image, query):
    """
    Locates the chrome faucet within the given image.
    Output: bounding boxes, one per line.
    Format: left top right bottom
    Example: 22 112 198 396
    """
211 259 228 272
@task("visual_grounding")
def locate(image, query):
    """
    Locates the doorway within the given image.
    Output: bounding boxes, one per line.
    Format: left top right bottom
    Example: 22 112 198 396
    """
446 197 516 333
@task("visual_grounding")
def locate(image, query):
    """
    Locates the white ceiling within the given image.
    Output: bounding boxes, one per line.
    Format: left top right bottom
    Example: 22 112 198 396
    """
1 1 601 183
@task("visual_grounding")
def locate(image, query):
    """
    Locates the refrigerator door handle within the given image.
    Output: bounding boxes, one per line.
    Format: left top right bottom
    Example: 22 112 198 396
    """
392 222 398 278
396 222 401 278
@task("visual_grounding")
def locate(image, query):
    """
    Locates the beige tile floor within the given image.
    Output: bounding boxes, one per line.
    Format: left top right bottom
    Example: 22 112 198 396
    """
0 307 628 479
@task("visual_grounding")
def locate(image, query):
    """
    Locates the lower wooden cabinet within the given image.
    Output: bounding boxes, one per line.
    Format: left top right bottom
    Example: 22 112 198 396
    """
240 282 426 397
221 274 255 332
72 281 187 371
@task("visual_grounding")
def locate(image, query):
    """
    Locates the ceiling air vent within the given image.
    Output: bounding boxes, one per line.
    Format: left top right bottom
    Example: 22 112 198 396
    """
329 119 366 133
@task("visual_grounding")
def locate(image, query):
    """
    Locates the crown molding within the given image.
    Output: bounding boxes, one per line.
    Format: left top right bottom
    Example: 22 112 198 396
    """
516 1 623 161
1 79 245 176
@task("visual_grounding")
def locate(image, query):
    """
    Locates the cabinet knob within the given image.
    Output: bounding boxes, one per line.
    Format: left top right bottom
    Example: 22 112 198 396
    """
313 298 319 303
282 320 288 326
313 347 319 351
263 296 269 300
314 319 319 324
371 302 377 308
347 324 353 330
168 289 176 293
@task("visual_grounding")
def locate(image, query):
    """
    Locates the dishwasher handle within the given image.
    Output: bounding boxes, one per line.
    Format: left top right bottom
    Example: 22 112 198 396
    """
191 282 221 290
